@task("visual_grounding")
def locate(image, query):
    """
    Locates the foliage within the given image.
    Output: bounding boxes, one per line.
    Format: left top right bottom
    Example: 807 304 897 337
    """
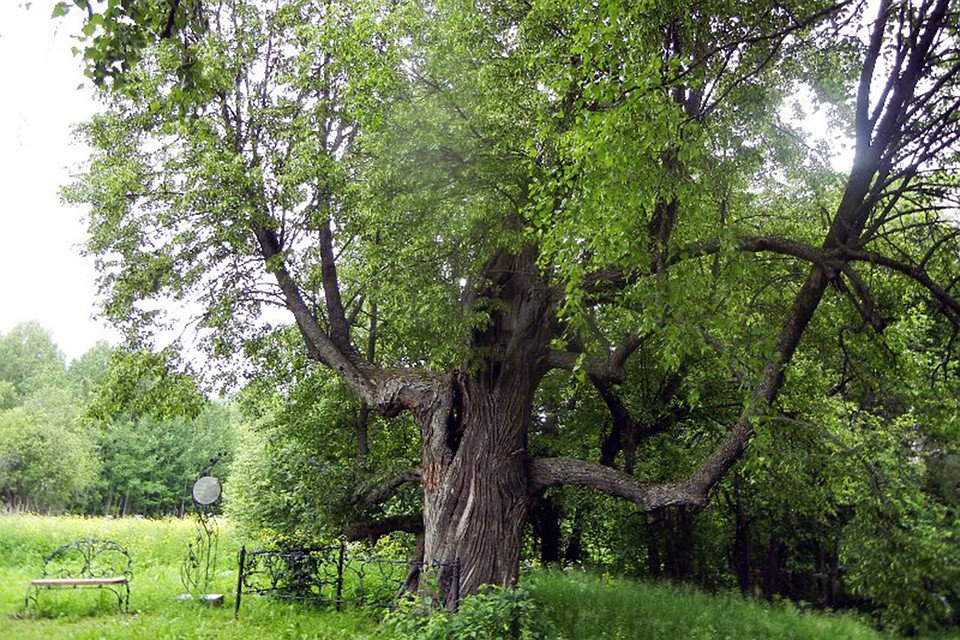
385 585 552 640
57 0 960 629
0 322 239 517
227 356 419 544
83 403 237 517
0 324 100 512
0 322 67 406
0 407 98 513
840 478 960 634
84 347 208 422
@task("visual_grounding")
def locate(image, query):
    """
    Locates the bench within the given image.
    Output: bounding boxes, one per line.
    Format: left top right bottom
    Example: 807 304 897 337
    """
24 539 132 613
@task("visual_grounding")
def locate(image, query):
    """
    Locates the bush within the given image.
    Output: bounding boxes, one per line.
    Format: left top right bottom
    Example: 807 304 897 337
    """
384 584 553 640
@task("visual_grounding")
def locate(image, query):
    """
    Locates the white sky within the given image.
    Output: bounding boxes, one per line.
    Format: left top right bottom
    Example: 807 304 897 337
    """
0 1 118 362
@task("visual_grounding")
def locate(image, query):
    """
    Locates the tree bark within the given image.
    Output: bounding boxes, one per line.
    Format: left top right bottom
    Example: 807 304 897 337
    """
421 371 539 594
420 247 555 594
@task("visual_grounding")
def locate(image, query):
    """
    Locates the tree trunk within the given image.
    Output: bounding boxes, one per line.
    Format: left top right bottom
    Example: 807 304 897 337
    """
763 535 784 600
356 403 370 469
730 475 753 594
418 247 553 596
422 374 534 595
668 507 694 580
564 507 585 565
733 506 752 594
531 495 562 565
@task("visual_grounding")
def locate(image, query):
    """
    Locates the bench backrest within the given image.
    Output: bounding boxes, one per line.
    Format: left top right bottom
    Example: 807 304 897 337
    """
42 539 132 581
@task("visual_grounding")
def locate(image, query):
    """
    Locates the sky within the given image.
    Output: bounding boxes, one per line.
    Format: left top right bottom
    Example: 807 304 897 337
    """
0 1 118 362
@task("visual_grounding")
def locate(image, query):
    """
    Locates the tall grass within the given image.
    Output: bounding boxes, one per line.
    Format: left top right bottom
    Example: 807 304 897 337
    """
525 571 883 640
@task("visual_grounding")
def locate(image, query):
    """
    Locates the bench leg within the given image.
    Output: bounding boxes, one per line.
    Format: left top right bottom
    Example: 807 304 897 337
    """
22 586 39 616
101 585 126 612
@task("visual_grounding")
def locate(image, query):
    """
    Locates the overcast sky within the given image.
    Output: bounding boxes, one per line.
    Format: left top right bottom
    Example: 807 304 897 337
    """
0 1 118 361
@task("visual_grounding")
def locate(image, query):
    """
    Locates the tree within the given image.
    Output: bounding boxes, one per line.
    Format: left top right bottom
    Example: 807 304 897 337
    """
65 0 960 595
0 322 67 404
0 406 98 512
80 347 235 516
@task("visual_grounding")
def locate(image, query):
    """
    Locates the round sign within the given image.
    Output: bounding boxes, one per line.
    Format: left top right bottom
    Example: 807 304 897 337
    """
192 476 221 505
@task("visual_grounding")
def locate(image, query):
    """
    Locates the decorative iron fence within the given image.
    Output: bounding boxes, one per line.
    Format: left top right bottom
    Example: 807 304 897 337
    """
234 544 460 617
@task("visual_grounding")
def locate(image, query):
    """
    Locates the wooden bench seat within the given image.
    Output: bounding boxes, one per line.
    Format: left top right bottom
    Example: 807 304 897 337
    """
31 577 129 587
24 539 132 613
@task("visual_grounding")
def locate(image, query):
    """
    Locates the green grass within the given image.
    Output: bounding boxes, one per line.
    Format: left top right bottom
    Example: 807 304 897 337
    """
526 571 882 640
0 515 952 639
0 514 380 639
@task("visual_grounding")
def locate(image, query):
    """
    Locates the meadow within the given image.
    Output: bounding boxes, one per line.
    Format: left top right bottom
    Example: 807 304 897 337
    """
0 515 930 639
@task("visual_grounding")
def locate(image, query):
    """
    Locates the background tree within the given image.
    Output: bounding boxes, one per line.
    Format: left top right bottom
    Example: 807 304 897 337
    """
63 0 960 599
0 323 98 512
0 323 239 517
82 347 236 516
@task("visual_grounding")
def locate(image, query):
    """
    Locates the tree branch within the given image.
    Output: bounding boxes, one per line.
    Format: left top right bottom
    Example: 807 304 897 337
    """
344 515 424 542
252 222 374 397
354 469 423 506
581 234 830 299
318 215 356 355
545 350 629 383
841 247 960 323
528 457 708 510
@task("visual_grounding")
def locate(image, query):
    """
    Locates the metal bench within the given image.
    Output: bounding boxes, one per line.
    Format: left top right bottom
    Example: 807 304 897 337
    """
24 538 132 613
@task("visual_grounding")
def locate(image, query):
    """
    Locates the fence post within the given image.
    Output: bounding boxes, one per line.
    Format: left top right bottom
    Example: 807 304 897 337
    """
335 542 346 611
234 546 246 619
449 558 461 611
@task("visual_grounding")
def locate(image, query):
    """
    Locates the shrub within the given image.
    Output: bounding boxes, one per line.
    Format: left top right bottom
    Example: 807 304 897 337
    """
384 584 553 640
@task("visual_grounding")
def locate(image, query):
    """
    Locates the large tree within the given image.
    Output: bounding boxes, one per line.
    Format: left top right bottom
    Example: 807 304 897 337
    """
64 0 960 595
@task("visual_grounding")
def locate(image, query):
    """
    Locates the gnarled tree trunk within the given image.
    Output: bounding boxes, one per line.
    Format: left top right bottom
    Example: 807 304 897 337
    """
421 247 554 593
423 376 534 593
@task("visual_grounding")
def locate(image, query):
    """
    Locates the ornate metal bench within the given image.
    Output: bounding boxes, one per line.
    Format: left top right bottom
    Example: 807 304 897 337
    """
24 539 132 613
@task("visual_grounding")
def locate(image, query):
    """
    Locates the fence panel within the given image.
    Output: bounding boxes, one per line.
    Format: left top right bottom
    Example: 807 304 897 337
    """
235 544 460 617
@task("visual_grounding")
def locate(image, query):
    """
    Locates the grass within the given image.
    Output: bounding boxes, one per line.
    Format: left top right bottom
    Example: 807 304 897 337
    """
0 514 953 639
0 514 380 639
527 571 883 640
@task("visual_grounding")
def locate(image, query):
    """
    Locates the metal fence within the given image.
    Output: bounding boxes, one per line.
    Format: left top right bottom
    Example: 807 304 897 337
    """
234 544 460 617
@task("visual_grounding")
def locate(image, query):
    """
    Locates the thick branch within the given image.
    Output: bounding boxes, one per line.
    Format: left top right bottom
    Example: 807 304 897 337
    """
318 216 355 354
581 235 830 298
252 222 373 400
545 350 628 383
354 469 423 506
528 457 708 510
842 248 960 323
160 0 182 39
344 515 424 542
592 377 634 468
253 222 451 420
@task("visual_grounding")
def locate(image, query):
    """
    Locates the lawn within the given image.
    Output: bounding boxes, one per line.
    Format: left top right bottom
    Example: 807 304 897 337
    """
0 514 380 639
0 514 945 639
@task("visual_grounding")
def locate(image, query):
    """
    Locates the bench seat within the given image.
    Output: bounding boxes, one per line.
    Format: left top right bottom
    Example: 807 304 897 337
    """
31 577 128 587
